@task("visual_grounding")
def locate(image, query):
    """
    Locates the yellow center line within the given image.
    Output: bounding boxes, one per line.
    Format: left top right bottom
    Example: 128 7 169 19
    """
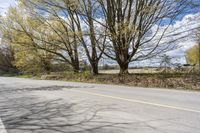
66 89 200 114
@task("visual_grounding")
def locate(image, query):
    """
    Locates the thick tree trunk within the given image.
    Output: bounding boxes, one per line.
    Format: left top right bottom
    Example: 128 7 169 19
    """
117 48 130 75
72 59 80 73
119 62 129 75
72 64 80 73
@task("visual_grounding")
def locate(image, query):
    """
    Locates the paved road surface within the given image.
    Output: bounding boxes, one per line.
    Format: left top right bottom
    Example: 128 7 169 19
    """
0 77 200 133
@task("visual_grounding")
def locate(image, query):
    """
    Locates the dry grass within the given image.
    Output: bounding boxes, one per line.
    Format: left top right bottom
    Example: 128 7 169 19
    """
41 71 200 91
99 68 160 74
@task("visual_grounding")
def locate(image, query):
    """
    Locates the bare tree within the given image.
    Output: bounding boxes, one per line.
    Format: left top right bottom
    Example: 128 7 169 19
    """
75 0 106 75
94 0 192 74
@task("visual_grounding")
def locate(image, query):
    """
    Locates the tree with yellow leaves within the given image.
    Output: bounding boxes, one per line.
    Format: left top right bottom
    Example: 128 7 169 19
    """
186 44 200 70
0 7 54 74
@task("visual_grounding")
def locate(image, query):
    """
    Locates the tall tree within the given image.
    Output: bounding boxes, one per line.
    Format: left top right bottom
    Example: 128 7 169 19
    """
96 0 192 74
75 0 106 75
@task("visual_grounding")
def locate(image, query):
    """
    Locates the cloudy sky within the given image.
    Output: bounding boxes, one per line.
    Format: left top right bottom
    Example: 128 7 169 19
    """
0 0 16 15
0 0 200 65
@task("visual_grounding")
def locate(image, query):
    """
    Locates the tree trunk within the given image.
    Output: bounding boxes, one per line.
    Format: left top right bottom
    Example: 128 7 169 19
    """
71 47 80 73
117 48 130 75
88 0 99 76
198 42 200 73
91 61 99 75
72 60 80 73
41 59 51 74
119 62 129 75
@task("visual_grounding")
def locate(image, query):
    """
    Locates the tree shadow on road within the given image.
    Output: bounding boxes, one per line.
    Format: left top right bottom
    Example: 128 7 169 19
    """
0 86 132 133
0 85 184 133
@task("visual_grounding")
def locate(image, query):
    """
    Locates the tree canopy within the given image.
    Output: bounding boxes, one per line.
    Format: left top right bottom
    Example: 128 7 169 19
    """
0 0 199 75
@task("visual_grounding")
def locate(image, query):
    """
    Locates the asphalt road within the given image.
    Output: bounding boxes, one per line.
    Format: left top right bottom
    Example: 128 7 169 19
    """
0 77 200 133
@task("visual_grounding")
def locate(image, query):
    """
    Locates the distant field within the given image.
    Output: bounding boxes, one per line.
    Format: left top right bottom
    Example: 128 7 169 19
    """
99 68 161 74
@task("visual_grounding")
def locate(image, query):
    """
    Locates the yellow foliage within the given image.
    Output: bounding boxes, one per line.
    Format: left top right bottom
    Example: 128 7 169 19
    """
186 44 200 68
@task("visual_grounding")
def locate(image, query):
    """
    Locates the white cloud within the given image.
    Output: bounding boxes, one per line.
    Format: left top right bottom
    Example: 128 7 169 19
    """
129 12 200 66
165 12 200 57
0 0 16 16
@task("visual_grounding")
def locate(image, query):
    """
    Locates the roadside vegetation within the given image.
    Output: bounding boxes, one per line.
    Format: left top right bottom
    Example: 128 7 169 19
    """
38 71 199 90
0 0 200 90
